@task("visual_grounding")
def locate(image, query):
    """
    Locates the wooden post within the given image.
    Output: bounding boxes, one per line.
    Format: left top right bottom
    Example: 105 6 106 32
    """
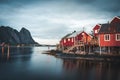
7 45 10 60
100 47 101 55
89 45 90 54
2 46 4 57
84 45 85 54
108 47 110 54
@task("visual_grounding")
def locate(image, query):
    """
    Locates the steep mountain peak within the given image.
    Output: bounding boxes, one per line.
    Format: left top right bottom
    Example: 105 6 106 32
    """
20 27 28 32
0 26 36 45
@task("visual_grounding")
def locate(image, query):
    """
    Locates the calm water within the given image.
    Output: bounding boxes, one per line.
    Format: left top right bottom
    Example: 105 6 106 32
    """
0 47 120 80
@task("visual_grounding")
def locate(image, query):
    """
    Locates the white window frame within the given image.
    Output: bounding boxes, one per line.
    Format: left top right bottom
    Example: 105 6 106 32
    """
116 34 120 41
71 38 74 42
68 38 70 41
82 33 84 35
104 34 110 41
64 39 66 43
95 30 98 33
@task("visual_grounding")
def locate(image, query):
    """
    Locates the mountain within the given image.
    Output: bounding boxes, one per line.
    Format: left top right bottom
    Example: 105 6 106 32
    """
0 26 36 45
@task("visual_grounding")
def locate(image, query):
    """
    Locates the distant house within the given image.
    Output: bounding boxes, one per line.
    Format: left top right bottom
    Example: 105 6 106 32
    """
110 16 120 24
60 31 76 48
93 24 101 37
75 31 92 45
59 31 92 51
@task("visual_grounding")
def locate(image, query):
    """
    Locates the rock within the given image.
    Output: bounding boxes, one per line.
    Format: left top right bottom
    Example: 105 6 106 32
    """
19 27 35 44
0 26 36 45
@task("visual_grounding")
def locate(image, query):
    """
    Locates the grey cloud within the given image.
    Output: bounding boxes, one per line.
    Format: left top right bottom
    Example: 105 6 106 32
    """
0 0 120 41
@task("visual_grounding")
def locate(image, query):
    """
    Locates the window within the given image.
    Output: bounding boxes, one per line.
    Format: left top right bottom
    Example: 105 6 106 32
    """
116 34 120 41
68 38 70 41
64 39 66 43
71 38 74 42
104 34 110 41
95 30 98 33
82 33 84 35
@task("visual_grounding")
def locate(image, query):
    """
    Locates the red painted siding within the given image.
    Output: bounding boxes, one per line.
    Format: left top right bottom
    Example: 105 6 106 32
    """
76 32 92 44
110 17 120 24
60 37 74 47
60 31 92 47
99 33 120 47
93 25 101 37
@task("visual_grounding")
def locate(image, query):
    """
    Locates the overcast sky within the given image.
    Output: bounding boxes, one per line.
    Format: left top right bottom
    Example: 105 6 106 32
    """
0 0 120 45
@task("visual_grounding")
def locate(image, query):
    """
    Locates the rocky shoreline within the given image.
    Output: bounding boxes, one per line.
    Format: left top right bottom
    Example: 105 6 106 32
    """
43 50 120 62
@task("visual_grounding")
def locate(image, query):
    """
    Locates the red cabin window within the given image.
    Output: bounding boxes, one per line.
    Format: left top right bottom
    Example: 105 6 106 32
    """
104 34 110 41
116 34 120 41
64 39 66 43
71 38 74 42
95 30 98 33
68 38 70 41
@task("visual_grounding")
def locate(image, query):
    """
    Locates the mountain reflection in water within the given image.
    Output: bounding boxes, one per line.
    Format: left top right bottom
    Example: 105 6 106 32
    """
0 47 120 80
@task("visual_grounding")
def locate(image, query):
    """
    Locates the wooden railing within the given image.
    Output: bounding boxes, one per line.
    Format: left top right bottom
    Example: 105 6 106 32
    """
63 41 85 53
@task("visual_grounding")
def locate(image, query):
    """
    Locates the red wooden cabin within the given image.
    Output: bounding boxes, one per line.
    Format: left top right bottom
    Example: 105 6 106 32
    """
75 31 92 45
98 16 120 47
93 24 101 37
110 16 120 24
60 31 92 49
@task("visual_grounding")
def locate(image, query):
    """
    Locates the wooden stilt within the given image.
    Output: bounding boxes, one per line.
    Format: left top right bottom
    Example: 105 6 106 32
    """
100 47 101 55
108 47 110 54
2 46 4 57
84 45 85 54
89 45 90 54
7 45 10 60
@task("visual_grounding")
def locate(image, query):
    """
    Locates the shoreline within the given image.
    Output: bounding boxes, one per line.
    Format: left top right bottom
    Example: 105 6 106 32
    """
43 50 120 62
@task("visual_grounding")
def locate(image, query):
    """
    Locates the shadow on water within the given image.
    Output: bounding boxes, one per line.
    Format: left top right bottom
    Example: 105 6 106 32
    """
62 59 120 80
0 47 33 62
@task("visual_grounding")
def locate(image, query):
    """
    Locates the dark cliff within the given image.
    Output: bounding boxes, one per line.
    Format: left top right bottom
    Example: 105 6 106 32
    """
0 26 36 45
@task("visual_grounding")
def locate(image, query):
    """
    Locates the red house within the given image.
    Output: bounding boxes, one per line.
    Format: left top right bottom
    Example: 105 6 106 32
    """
98 16 120 47
60 31 76 47
110 16 120 24
93 24 101 37
59 31 92 50
75 31 92 45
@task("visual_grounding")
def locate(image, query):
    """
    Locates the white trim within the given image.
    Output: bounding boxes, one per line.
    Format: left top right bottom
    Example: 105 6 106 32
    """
64 39 66 43
68 38 70 41
93 24 101 34
110 16 120 23
99 34 100 46
116 34 120 41
104 34 110 41
71 38 74 42
95 30 98 33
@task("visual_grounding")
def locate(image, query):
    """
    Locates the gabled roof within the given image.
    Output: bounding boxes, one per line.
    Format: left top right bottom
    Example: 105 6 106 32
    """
61 31 76 39
99 23 110 34
66 31 81 38
110 16 120 23
99 22 120 34
66 31 92 38
93 24 101 30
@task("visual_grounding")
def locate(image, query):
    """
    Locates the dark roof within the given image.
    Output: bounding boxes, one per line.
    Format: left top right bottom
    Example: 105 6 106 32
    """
99 24 110 34
61 31 76 39
99 22 120 34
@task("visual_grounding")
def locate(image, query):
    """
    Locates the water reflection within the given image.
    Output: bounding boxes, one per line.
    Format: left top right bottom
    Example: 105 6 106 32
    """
0 47 120 80
63 59 120 80
0 47 33 62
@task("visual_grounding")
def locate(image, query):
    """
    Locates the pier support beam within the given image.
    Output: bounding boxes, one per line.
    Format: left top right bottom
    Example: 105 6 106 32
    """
7 45 10 60
100 47 101 55
108 47 110 54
